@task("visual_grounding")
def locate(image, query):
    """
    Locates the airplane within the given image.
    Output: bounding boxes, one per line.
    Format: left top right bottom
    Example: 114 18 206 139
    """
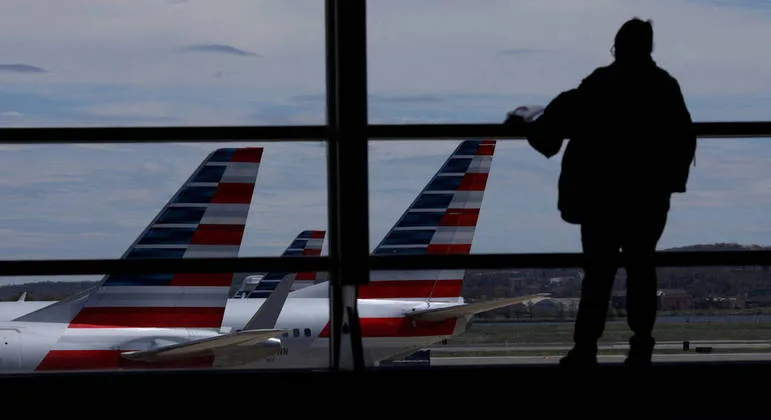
0 146 299 372
0 229 327 321
214 139 549 369
231 229 326 298
0 140 548 372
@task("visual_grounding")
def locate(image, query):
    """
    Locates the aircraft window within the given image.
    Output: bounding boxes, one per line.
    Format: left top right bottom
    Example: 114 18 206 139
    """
293 328 300 337
304 328 311 337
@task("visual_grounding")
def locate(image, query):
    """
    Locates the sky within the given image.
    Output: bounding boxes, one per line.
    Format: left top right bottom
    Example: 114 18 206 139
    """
1 0 771 283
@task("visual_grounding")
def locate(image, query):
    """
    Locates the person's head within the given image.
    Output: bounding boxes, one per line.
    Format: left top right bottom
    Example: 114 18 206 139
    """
612 17 654 61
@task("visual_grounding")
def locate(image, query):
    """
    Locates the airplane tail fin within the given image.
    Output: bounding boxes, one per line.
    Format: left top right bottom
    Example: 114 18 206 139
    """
286 230 325 291
240 230 326 298
366 139 496 302
18 147 263 327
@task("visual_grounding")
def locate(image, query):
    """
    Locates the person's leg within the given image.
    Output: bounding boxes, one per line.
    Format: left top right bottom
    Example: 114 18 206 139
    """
621 197 670 366
560 221 619 366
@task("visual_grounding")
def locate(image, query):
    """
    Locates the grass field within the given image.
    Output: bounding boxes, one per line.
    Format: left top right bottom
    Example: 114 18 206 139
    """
446 320 771 345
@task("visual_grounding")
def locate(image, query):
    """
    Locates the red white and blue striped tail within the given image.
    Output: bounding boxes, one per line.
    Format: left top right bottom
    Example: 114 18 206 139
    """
19 147 263 328
365 140 496 302
234 230 326 299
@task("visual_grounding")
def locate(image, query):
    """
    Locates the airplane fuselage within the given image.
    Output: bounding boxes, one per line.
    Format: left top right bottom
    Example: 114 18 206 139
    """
0 297 468 372
221 297 467 369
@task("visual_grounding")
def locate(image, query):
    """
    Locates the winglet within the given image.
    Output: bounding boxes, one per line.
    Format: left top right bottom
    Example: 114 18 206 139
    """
16 291 27 302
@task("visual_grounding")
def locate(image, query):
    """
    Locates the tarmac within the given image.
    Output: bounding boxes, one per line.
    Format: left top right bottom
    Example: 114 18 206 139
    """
429 340 771 353
432 352 771 366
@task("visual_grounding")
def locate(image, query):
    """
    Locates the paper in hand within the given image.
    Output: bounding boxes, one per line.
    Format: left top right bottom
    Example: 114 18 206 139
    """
504 104 562 158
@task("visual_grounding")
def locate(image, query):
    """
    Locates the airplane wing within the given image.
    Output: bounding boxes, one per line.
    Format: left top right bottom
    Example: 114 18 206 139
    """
17 292 27 302
404 293 551 322
120 329 289 364
123 270 299 365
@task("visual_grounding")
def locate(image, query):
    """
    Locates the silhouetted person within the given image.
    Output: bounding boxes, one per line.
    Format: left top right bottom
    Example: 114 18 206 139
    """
512 18 697 367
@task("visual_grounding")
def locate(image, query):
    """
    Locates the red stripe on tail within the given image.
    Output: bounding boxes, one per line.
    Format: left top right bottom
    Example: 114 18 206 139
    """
439 208 480 227
427 244 472 254
476 142 496 155
295 272 317 281
190 224 245 246
230 148 263 163
211 183 255 204
458 173 489 191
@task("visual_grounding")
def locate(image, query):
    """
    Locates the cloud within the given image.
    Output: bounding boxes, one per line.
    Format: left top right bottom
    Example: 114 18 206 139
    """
0 64 46 74
370 94 447 104
499 48 544 56
179 44 259 57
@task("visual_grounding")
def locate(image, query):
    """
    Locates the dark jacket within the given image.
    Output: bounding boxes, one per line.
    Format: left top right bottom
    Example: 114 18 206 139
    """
528 58 697 224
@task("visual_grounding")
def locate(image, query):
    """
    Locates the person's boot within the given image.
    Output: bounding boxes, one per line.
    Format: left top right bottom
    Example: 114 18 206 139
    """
624 335 655 367
559 345 598 368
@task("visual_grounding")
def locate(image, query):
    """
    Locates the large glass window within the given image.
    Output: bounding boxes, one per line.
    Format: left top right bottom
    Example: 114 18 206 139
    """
0 0 324 127
369 139 771 254
367 1 771 123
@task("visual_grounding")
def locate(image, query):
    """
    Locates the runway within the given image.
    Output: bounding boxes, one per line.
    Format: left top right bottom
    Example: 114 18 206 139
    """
429 340 771 353
431 352 771 366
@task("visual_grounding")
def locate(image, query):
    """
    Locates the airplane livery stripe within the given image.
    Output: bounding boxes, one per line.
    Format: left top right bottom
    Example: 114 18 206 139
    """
35 350 214 371
298 230 325 239
230 148 263 163
170 273 234 286
69 307 226 328
362 140 495 300
426 244 472 254
466 156 493 173
457 172 489 191
189 224 246 245
210 182 256 204
62 147 264 328
103 273 233 287
234 230 327 298
182 245 241 258
438 208 480 227
371 140 493 258
318 317 458 338
295 272 317 280
84 286 229 307
370 269 465 281
358 279 463 299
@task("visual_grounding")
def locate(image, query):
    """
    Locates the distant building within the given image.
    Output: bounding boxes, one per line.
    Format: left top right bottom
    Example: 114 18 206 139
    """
612 289 692 311
530 298 580 318
658 289 692 310
548 276 575 286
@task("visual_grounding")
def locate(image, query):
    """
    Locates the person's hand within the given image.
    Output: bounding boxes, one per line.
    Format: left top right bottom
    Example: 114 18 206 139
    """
504 105 545 125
